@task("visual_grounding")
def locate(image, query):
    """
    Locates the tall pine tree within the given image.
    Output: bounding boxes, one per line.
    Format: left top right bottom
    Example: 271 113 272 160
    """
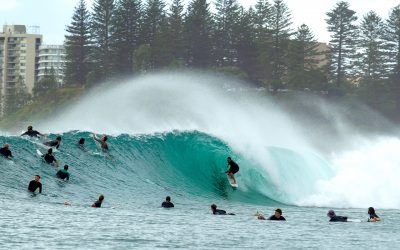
384 5 400 117
214 0 241 67
64 0 91 86
184 0 213 68
326 1 358 90
235 7 259 81
90 0 115 82
112 0 142 75
166 0 185 65
357 11 387 81
141 0 167 69
287 24 325 90
253 0 273 84
269 0 293 91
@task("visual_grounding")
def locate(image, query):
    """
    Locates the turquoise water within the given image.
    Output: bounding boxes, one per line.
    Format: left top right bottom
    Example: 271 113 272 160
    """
1 131 400 249
2 73 400 249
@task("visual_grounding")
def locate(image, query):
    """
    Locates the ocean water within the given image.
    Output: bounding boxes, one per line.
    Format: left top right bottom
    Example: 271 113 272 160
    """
1 72 400 249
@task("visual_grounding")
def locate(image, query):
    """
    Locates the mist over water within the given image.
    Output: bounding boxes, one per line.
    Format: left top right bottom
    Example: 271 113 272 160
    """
39 71 400 208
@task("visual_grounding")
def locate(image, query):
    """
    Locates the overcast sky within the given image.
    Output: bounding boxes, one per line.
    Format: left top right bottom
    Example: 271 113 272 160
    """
0 0 399 44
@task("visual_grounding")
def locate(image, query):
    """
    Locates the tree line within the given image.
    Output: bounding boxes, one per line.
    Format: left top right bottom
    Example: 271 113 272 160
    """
34 0 400 120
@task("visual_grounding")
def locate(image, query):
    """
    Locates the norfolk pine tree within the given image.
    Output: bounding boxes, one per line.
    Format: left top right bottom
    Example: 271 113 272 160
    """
64 0 92 86
326 1 358 91
90 0 116 82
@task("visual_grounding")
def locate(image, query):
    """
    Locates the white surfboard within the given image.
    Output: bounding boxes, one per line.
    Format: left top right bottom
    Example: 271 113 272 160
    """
36 149 43 157
227 175 238 188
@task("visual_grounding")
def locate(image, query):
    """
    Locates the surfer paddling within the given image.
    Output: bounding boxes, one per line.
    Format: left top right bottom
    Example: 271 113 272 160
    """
226 157 239 184
21 125 45 138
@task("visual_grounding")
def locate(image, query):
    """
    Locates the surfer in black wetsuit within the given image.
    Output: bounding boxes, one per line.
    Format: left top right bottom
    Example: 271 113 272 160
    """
44 136 62 149
28 175 42 193
92 133 108 151
161 196 174 208
42 148 59 167
21 125 45 138
0 144 13 159
327 210 348 222
226 157 239 184
211 204 235 215
92 195 104 208
78 138 85 147
56 165 70 180
368 207 381 222
268 208 286 221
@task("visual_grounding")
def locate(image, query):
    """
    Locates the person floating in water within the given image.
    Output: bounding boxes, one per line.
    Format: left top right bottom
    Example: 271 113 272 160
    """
42 148 59 167
21 125 45 138
211 204 235 215
226 157 239 184
268 208 286 221
92 133 108 151
78 138 85 147
0 144 13 159
368 207 381 222
56 165 70 180
327 210 348 222
92 194 105 208
28 175 42 193
161 196 174 208
44 136 62 149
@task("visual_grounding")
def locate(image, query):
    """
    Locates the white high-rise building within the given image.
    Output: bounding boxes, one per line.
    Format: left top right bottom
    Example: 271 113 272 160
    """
38 45 65 86
0 25 42 116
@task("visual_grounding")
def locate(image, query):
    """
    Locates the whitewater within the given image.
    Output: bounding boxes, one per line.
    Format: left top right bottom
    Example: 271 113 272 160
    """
1 72 400 249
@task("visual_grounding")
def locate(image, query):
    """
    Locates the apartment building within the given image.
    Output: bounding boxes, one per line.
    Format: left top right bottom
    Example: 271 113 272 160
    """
38 45 65 86
0 25 42 116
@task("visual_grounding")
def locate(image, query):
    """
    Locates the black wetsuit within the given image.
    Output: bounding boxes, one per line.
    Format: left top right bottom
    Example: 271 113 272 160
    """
329 216 348 222
43 154 56 164
162 201 174 208
44 140 60 149
268 215 286 221
0 148 12 158
56 169 70 180
21 130 41 137
28 180 42 193
369 213 379 219
228 161 239 174
93 200 102 208
213 209 227 215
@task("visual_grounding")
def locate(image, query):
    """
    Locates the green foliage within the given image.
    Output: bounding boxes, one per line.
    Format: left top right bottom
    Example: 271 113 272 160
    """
165 0 185 62
2 77 31 116
112 0 142 74
64 0 92 86
184 0 213 68
287 24 325 90
214 0 241 67
356 11 387 80
326 1 358 88
34 67 58 97
267 0 294 91
91 0 116 81
0 87 84 129
133 44 152 72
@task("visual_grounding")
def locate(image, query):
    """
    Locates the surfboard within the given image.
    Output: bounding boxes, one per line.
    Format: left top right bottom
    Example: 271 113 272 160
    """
36 149 43 157
227 175 238 188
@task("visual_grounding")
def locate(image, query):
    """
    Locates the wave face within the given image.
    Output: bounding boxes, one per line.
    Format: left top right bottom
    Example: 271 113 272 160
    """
0 130 334 206
2 72 400 209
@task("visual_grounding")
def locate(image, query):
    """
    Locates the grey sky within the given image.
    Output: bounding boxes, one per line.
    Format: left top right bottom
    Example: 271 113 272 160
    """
0 0 399 44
